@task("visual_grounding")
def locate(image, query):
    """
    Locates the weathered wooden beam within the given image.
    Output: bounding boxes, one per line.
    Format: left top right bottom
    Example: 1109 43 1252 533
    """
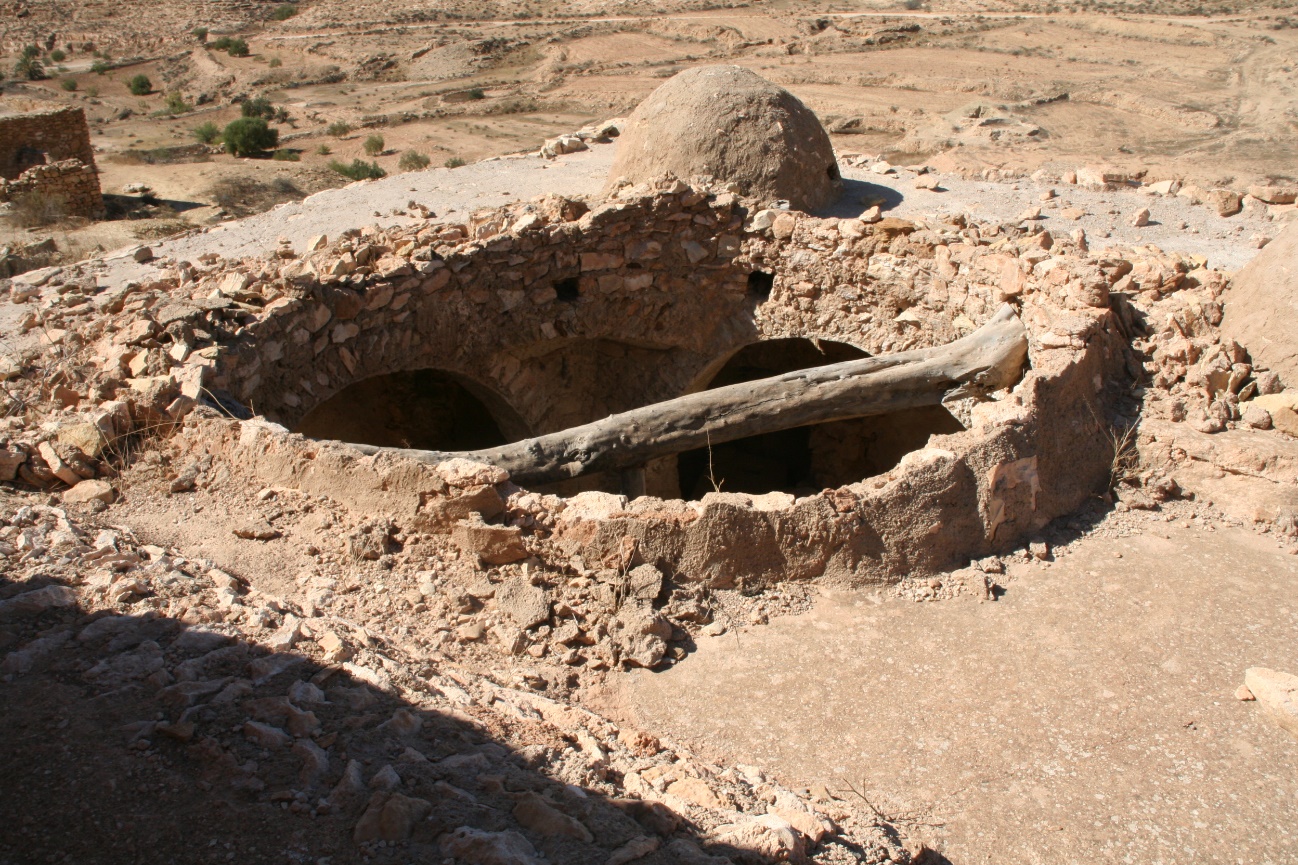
345 304 1029 485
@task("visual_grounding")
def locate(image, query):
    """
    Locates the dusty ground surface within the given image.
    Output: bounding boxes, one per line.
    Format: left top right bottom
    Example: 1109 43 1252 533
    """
616 500 1298 864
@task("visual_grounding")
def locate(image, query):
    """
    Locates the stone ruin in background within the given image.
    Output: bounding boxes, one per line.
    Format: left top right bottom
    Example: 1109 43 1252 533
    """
0 101 104 220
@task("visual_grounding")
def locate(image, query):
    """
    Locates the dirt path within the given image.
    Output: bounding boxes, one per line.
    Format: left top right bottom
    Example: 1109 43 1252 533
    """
615 517 1298 864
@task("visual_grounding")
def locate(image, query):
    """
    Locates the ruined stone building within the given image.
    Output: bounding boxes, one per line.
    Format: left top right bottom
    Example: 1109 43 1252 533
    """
0 102 103 219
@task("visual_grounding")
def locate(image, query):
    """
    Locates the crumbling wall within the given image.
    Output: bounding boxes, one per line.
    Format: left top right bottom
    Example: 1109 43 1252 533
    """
0 158 104 219
0 106 96 180
0 106 102 219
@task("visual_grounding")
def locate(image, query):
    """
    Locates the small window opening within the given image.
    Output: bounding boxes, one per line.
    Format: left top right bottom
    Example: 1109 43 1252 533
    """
554 277 580 302
747 271 774 299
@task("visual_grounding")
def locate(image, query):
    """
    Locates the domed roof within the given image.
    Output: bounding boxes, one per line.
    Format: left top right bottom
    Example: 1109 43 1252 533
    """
604 65 841 212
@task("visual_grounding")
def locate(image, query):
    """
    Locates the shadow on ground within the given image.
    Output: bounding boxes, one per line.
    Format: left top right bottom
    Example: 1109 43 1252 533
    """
0 566 888 865
817 180 904 219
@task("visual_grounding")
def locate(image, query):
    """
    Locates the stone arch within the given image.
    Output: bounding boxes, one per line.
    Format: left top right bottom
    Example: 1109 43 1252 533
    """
293 367 531 452
675 337 966 499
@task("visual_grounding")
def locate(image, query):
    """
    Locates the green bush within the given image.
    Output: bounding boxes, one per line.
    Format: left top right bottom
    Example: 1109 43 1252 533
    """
268 57 282 68
192 27 209 42
193 121 221 144
398 151 430 172
127 74 152 95
444 156 466 169
328 159 386 181
165 91 192 114
272 149 300 161
316 143 332 155
362 133 384 156
326 121 352 137
271 4 298 20
90 60 109 75
210 36 233 51
49 49 67 62
59 77 77 91
222 117 279 157
467 87 485 100
242 96 274 118
86 85 99 98
226 38 250 57
13 54 45 81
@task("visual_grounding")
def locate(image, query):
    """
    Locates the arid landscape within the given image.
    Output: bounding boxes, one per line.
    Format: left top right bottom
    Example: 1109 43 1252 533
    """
1 1 1297 863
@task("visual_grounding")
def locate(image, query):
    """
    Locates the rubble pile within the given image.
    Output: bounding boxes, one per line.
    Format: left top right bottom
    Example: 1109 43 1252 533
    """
0 496 907 864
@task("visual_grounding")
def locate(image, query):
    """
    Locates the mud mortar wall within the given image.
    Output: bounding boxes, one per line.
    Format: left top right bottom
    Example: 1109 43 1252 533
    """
164 180 1132 586
212 188 1059 445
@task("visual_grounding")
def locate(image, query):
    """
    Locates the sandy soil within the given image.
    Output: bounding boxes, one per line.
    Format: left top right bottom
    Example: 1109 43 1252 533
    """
615 502 1298 864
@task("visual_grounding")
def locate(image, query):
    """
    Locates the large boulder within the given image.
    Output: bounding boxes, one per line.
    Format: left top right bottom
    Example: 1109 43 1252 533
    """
604 65 841 212
1221 221 1298 389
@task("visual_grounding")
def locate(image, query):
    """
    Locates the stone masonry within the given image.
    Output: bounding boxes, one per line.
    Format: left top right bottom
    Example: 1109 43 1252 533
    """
0 105 103 218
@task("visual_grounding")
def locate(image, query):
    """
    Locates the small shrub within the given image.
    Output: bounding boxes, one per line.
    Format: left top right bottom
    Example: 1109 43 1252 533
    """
362 133 385 156
271 4 298 21
192 27 209 42
20 45 38 60
328 159 386 181
226 38 250 57
398 151 430 172
210 36 233 51
90 60 109 75
242 96 274 118
10 189 67 228
59 77 77 91
193 121 221 144
467 87 485 100
316 143 332 155
86 86 98 98
444 156 466 168
208 176 304 216
222 117 279 157
49 49 67 62
326 121 352 137
13 54 45 81
127 74 152 95
268 57 282 68
272 148 299 161
165 91 192 114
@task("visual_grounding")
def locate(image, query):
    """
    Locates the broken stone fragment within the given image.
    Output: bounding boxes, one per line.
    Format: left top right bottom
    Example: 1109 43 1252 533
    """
353 791 432 842
512 792 593 842
1243 667 1298 739
495 576 551 629
453 516 527 565
610 602 671 669
63 479 115 505
439 826 541 865
233 519 280 541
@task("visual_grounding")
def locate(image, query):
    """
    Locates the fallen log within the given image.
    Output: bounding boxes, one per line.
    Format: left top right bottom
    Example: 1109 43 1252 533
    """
346 304 1030 485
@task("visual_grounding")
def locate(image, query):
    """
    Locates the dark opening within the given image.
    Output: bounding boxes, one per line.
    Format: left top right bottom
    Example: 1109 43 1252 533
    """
747 270 774 299
554 277 580 302
676 339 965 499
827 163 841 182
295 369 527 452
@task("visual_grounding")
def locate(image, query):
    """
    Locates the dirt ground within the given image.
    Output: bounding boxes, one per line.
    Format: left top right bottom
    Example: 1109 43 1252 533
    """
615 500 1298 864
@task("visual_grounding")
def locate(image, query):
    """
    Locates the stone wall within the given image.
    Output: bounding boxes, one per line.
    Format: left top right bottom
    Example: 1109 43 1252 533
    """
0 158 105 219
0 106 102 219
0 106 96 180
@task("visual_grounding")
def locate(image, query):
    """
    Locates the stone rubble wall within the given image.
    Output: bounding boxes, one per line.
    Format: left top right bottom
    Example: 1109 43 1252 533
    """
0 158 104 219
0 106 97 180
8 176 1222 585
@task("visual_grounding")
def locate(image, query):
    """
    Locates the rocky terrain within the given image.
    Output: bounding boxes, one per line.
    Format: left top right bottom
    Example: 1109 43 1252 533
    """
2 2 1298 864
